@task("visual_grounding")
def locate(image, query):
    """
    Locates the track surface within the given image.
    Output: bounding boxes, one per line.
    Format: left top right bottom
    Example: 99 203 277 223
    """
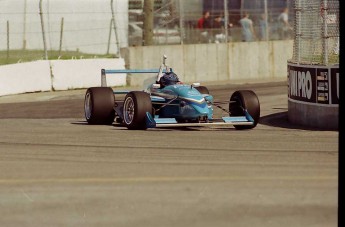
0 81 338 227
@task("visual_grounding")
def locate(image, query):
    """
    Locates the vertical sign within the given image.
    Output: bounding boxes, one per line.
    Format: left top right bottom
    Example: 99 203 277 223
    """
316 68 329 104
330 68 339 104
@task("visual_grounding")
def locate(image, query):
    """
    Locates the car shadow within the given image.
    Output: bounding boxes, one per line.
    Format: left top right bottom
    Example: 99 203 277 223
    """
71 121 89 125
71 111 337 132
259 111 337 131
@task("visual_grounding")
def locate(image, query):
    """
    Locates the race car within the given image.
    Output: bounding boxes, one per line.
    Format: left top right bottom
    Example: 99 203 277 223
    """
84 55 260 130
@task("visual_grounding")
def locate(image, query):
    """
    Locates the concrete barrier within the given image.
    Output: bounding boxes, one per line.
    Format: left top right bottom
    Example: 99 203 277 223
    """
0 41 292 96
0 58 126 97
0 61 52 97
51 58 126 90
126 40 293 86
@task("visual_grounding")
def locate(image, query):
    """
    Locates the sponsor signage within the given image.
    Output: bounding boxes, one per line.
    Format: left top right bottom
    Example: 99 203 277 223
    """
288 65 317 103
330 68 339 104
316 68 329 104
288 64 339 105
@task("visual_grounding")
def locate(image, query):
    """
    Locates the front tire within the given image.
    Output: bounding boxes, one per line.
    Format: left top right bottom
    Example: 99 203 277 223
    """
229 90 260 130
123 91 152 130
84 87 115 125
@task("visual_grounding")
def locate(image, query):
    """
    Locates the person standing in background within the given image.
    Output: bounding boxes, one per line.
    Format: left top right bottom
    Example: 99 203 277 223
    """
239 12 256 42
211 14 225 43
259 13 268 41
197 11 212 43
277 7 292 39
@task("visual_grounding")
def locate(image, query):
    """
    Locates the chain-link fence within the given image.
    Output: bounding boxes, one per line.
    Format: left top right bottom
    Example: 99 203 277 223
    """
1 0 297 65
290 0 339 65
129 0 294 45
0 0 127 65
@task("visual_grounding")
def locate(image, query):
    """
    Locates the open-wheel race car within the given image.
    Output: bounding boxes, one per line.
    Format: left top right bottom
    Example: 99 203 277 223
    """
84 55 260 130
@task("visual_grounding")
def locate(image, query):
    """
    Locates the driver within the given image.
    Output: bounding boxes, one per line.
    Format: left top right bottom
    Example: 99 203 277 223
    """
158 72 182 88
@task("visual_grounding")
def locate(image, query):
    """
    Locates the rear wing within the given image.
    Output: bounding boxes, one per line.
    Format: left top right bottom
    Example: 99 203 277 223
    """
101 68 171 87
101 54 171 87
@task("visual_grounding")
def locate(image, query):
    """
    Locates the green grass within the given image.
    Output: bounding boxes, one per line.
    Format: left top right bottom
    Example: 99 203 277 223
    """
0 50 115 65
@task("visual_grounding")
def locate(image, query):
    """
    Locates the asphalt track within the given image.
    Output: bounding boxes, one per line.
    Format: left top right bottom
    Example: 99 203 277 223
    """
0 81 338 227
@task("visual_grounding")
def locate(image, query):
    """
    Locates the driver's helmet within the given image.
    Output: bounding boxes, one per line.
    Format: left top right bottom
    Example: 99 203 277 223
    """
159 72 179 87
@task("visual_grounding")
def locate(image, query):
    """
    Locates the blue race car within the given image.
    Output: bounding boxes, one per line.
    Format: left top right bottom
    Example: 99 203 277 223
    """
84 55 260 130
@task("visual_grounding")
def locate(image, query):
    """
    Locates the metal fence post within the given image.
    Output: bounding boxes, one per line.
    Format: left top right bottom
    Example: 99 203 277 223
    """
110 0 121 57
23 0 27 50
39 0 48 60
179 0 184 45
224 0 229 42
322 0 328 65
59 17 64 56
107 18 113 55
295 0 301 63
7 21 9 60
264 0 269 41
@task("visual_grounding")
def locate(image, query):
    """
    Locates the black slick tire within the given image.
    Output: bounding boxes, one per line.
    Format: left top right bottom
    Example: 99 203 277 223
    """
123 91 152 130
84 87 115 125
229 90 260 130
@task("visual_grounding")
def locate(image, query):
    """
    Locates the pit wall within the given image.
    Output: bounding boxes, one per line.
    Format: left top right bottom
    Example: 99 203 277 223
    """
287 63 339 130
0 58 126 97
126 40 293 86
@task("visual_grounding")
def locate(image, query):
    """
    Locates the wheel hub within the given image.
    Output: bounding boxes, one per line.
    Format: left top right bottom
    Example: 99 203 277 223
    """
85 92 92 120
124 97 135 124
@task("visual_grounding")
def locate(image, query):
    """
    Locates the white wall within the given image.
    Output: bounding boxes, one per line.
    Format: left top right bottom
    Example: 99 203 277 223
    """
0 61 52 97
0 58 126 97
51 58 126 90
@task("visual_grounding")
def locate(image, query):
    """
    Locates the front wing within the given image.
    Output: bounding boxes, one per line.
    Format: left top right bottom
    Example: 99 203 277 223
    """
145 110 254 128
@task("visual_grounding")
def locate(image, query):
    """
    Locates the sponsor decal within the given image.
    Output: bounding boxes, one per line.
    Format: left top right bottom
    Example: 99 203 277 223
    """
288 66 316 103
316 69 329 104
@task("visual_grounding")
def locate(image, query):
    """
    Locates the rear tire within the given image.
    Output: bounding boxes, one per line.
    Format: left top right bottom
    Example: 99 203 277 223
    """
84 87 115 125
195 86 209 94
123 91 152 130
229 90 260 130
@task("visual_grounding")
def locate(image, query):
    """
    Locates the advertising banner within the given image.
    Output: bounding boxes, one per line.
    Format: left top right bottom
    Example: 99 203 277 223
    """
288 65 317 103
288 64 339 105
